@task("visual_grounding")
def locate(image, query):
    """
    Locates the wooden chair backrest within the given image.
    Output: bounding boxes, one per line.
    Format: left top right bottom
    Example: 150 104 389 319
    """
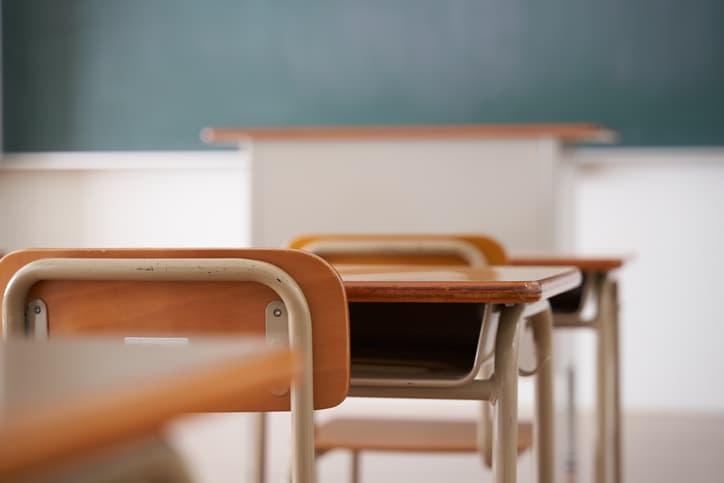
0 248 349 411
288 234 508 266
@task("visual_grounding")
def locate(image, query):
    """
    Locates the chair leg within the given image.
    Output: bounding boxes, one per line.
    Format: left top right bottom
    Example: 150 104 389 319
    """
492 304 523 483
350 450 360 483
565 365 578 483
529 306 555 483
245 412 266 483
289 367 315 483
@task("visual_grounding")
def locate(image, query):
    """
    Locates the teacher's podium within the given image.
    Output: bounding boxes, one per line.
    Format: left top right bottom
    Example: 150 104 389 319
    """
202 123 614 252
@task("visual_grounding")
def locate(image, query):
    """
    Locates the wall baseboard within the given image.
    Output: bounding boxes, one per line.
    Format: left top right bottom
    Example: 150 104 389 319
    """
0 151 248 171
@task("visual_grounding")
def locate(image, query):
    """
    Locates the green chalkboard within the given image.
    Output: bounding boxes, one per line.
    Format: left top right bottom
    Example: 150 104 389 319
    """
3 0 724 151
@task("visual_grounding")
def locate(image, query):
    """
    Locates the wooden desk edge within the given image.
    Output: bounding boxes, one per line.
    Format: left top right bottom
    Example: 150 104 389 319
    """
201 123 616 144
343 268 581 304
0 347 297 479
509 256 626 271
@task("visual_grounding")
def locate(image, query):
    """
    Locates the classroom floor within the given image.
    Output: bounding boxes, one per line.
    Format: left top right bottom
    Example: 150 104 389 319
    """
168 409 724 483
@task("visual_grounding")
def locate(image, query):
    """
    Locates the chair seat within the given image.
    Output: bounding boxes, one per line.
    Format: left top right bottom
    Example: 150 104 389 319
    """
315 417 533 454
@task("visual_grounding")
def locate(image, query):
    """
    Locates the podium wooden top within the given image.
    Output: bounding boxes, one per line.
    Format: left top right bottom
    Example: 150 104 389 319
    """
202 123 615 144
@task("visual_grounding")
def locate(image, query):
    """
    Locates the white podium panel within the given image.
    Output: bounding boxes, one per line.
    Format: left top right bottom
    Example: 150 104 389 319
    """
249 138 570 252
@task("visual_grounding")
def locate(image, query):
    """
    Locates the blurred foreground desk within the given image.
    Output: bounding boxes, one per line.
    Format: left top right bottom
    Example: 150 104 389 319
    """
334 264 581 483
0 338 296 482
202 124 614 252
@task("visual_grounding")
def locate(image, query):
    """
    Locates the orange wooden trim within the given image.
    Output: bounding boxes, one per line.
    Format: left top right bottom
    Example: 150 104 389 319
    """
201 123 616 144
343 281 541 303
509 256 626 271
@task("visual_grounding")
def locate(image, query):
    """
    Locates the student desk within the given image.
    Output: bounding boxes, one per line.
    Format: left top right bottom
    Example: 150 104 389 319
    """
511 256 625 483
0 337 296 482
334 264 582 483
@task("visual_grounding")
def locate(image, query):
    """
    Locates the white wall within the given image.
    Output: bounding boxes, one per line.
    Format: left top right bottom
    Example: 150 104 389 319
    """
571 148 724 411
0 152 250 251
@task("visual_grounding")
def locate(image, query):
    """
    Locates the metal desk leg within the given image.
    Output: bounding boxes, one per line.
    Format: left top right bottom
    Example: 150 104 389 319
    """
611 281 623 483
594 289 606 483
602 279 622 483
596 276 622 483
493 305 523 483
530 306 555 483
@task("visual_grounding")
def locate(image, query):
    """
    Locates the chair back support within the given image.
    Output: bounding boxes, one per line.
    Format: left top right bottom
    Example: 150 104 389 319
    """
288 234 506 386
0 249 349 411
288 234 508 266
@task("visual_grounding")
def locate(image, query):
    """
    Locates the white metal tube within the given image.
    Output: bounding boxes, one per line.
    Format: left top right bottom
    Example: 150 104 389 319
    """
2 258 316 483
595 293 606 483
530 305 555 483
492 304 523 483
476 361 494 468
596 276 622 483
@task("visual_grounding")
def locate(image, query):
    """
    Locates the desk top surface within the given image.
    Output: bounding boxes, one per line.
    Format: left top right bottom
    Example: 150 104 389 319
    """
0 338 296 478
509 255 626 272
202 123 615 144
336 265 581 303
